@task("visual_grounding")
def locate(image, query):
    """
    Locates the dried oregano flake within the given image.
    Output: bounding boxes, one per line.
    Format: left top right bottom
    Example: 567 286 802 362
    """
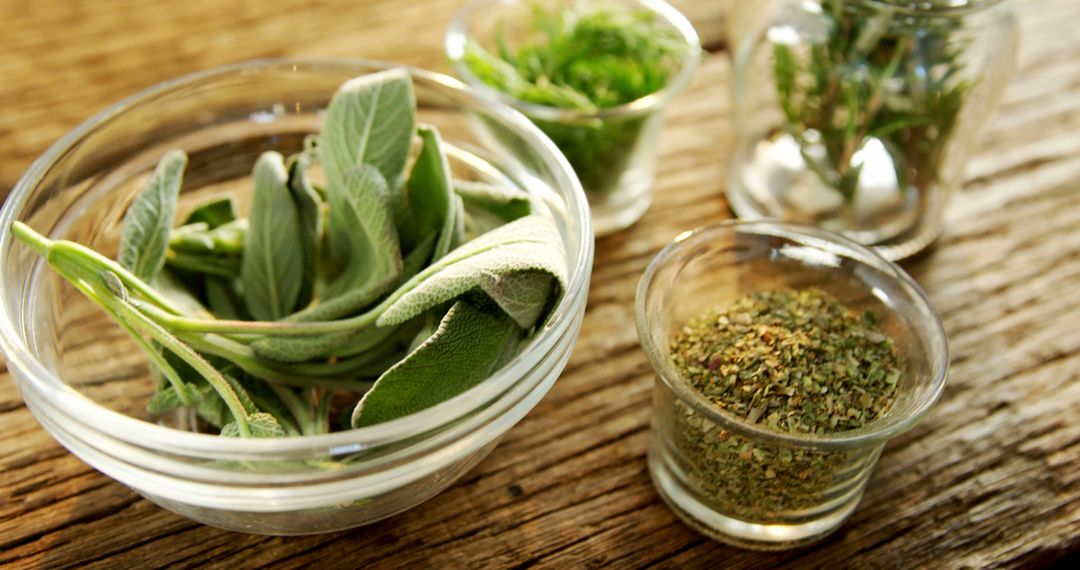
670 288 900 434
669 288 901 520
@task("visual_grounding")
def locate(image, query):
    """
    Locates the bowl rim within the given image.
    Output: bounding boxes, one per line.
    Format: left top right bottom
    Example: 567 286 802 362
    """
445 0 703 121
0 57 593 456
634 219 950 450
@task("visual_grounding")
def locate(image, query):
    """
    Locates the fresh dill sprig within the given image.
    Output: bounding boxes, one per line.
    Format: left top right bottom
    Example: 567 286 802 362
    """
464 1 690 195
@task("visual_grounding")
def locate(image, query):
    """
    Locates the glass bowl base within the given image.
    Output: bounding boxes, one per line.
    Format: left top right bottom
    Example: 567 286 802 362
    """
724 137 942 261
648 444 860 551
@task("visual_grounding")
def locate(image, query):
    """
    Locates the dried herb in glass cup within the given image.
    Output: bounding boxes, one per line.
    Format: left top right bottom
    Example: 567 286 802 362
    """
447 0 701 236
636 221 948 550
726 0 1018 260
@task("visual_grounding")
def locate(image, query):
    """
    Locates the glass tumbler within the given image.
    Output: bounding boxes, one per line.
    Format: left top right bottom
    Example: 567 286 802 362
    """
636 221 948 549
447 0 701 237
726 0 1018 260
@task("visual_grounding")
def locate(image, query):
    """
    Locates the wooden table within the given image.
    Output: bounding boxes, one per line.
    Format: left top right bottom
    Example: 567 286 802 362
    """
1 0 1077 567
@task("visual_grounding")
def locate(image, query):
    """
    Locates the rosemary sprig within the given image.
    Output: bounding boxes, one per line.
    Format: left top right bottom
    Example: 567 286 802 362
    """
772 0 970 202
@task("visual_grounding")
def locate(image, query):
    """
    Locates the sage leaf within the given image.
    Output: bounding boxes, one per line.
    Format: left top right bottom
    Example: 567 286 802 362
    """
476 270 555 330
182 196 237 228
249 231 436 364
118 149 187 282
221 372 260 416
398 125 454 259
443 193 466 259
322 68 416 194
166 250 240 277
352 299 520 428
169 219 246 254
146 384 188 414
456 181 531 239
153 270 212 318
221 412 286 438
404 311 442 355
454 180 532 222
287 154 323 309
242 151 304 321
193 384 231 428
205 276 245 320
169 222 213 252
376 215 567 329
402 231 439 281
243 378 301 436
321 163 402 305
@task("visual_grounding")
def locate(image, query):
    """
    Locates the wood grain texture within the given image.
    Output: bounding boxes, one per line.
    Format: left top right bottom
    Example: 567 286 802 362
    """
1 0 1077 568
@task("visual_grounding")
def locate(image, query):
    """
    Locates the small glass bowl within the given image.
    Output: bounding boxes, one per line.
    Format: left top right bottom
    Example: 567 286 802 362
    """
0 59 593 535
635 220 948 550
446 0 701 237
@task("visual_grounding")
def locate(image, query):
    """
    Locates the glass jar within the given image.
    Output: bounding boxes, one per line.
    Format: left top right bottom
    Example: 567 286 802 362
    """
0 59 593 535
636 221 949 549
726 0 1018 260
447 0 701 237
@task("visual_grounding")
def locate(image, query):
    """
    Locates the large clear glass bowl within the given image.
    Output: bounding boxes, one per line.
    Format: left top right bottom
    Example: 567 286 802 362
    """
0 59 593 535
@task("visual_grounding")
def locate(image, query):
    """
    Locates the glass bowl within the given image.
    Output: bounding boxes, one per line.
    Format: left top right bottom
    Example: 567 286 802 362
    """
636 220 948 549
0 59 593 535
446 0 701 236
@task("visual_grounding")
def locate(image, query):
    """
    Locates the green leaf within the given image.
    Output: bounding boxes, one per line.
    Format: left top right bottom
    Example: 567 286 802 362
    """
404 312 441 355
454 180 533 223
476 270 555 330
205 276 245 320
166 250 240 277
221 412 286 438
352 299 521 427
248 231 436 364
152 270 211 318
321 163 402 305
168 222 212 252
287 155 323 309
146 385 188 414
118 149 187 282
377 215 567 330
321 68 416 193
182 196 237 228
242 151 305 321
169 219 246 254
445 194 466 258
242 377 301 435
221 372 260 416
145 344 251 432
193 384 231 428
397 125 454 258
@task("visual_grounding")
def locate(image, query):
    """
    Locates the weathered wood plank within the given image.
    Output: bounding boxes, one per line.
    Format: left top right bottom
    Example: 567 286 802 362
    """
1 0 1078 568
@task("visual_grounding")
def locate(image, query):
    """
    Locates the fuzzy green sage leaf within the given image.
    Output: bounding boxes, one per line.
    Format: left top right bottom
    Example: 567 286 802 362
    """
118 149 187 282
352 298 520 428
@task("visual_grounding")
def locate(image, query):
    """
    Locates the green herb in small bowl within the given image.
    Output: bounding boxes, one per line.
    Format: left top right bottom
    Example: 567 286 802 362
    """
448 0 700 235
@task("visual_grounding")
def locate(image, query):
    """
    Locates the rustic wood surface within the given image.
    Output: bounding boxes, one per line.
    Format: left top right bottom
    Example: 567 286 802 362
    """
1 0 1078 568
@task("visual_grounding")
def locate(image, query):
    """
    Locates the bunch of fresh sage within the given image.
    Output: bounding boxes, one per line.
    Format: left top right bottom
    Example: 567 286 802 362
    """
12 69 567 438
